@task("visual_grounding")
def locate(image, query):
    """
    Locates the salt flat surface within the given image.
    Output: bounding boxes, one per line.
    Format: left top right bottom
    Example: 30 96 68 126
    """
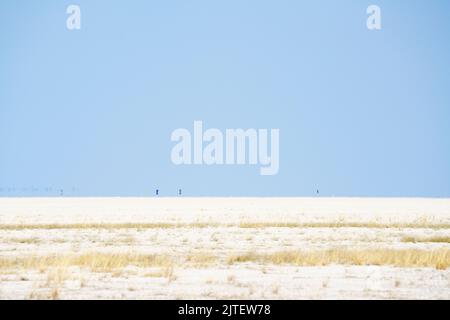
0 197 449 299
1 197 449 224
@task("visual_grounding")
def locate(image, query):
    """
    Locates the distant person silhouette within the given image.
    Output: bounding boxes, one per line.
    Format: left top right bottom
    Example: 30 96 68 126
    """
178 189 182 196
156 189 159 196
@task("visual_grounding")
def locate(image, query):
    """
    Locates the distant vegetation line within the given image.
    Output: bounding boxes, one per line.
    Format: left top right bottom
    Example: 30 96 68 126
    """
0 221 449 230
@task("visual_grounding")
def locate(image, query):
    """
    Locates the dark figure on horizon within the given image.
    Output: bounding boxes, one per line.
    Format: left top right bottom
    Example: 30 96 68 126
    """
156 189 159 196
178 189 182 196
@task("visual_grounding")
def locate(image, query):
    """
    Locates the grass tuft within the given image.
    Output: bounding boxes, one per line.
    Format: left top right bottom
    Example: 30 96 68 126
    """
401 236 450 243
227 248 450 270
0 252 173 272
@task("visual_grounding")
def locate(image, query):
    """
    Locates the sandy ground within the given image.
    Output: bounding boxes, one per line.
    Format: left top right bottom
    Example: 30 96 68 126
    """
0 197 449 299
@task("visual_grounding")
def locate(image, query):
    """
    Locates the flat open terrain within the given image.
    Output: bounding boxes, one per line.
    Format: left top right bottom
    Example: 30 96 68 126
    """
0 197 449 299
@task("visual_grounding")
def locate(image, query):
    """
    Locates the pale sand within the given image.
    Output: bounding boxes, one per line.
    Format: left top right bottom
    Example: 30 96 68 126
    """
0 197 449 299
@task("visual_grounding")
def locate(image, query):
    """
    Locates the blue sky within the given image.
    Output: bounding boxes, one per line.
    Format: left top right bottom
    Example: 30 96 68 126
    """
1 1 450 197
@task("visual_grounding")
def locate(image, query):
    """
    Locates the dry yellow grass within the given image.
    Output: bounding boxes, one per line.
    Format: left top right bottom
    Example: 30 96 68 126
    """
6 237 42 244
186 252 216 267
144 266 174 278
401 236 450 243
0 222 220 230
0 221 449 230
227 248 450 270
0 251 219 273
0 252 173 272
46 267 69 285
238 222 450 229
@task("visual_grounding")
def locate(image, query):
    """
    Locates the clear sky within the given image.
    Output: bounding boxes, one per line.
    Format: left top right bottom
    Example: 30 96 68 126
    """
1 1 450 197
